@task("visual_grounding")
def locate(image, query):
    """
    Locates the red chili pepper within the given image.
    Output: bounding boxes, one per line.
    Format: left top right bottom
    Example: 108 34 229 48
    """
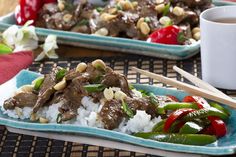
167 95 179 102
15 0 56 25
15 0 43 25
182 96 211 109
164 108 195 132
183 96 227 137
208 116 227 137
147 25 184 45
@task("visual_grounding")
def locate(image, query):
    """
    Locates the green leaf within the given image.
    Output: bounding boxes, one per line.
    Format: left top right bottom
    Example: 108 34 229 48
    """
0 43 12 55
121 100 134 118
56 68 68 81
34 77 44 91
163 3 170 16
83 84 106 93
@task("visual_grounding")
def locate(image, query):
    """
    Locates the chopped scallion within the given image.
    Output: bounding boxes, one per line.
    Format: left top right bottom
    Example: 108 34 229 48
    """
83 84 106 93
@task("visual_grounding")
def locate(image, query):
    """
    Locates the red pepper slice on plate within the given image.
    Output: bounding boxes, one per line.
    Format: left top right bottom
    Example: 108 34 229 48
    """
182 96 210 109
167 95 179 102
164 108 195 132
15 0 43 25
183 96 227 137
147 25 185 45
15 0 56 25
208 116 227 137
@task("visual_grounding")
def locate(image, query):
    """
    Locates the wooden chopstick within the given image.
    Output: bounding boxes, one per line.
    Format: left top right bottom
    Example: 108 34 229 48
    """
132 67 236 109
173 66 232 100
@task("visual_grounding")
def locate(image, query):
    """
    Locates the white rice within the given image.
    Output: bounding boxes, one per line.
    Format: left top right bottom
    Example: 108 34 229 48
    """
118 110 161 134
1 88 161 134
45 102 63 123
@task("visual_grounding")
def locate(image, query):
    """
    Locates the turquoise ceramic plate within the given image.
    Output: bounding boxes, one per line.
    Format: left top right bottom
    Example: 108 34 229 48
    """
0 70 236 156
0 13 200 60
213 0 236 6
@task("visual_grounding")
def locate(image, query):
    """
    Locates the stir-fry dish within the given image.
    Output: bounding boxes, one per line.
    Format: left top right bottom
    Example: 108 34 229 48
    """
16 0 213 45
2 59 230 146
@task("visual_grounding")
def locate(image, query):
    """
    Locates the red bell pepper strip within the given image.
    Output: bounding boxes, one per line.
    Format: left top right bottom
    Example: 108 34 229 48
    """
182 96 227 137
15 0 56 25
15 0 43 25
182 96 211 109
208 116 227 137
147 25 183 45
167 95 179 102
164 108 195 132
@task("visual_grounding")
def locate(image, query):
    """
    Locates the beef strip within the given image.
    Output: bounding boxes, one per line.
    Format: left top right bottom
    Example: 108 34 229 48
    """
33 70 57 113
3 92 38 110
83 63 105 83
126 97 158 118
65 69 81 81
36 1 87 31
62 77 87 111
99 99 124 130
101 71 132 97
59 75 89 121
46 90 64 106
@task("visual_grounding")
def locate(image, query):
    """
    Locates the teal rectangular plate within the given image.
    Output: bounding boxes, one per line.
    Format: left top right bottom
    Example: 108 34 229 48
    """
0 1 233 60
0 70 236 156
213 0 236 6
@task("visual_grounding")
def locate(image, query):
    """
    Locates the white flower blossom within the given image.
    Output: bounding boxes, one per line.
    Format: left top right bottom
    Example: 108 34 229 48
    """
2 20 58 60
2 20 39 52
35 35 59 61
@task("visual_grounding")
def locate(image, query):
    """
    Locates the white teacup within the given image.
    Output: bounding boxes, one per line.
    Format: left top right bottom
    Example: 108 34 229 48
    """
200 6 236 90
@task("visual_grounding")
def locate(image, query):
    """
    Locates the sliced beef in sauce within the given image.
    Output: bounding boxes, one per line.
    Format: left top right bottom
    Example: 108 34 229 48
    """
99 99 124 130
33 70 57 113
126 97 158 118
84 63 105 83
36 2 86 31
58 75 89 121
46 90 64 106
3 92 38 110
101 71 132 97
65 69 81 81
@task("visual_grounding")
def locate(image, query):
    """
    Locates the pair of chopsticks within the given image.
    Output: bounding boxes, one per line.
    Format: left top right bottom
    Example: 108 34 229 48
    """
132 66 236 109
